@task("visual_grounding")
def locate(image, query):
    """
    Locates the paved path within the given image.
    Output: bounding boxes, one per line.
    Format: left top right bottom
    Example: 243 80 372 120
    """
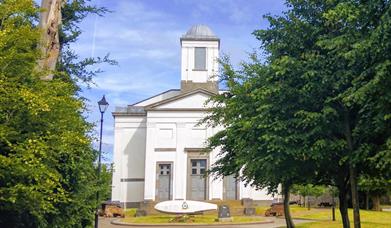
99 217 315 228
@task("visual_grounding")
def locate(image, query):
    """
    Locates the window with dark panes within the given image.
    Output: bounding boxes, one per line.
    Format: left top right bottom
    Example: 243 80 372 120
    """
194 47 206 70
191 159 207 175
159 164 171 175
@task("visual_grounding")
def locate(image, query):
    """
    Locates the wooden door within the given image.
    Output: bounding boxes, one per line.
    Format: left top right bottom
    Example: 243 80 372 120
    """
224 175 238 200
189 159 207 200
157 164 171 201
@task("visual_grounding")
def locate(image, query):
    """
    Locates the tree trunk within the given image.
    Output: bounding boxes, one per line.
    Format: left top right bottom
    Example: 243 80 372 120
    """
283 184 295 228
332 194 336 221
366 191 369 210
371 194 381 211
349 166 361 228
342 106 361 228
38 0 62 80
307 196 310 210
339 188 350 228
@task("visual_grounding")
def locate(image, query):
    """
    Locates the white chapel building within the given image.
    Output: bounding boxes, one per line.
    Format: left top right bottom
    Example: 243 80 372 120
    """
111 25 274 207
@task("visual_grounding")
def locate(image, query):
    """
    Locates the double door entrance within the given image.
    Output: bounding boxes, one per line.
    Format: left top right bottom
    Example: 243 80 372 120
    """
156 159 208 201
156 159 238 201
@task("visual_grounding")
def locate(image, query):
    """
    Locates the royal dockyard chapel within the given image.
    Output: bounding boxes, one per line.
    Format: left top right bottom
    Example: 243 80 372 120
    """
111 25 275 207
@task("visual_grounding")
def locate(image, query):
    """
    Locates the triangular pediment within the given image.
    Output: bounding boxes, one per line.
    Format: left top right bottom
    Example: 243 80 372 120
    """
145 89 216 110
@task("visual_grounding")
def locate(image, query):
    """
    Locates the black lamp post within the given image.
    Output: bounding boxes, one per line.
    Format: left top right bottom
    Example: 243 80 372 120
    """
95 95 109 228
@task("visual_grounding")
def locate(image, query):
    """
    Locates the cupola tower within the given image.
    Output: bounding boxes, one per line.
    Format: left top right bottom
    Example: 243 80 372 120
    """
180 25 219 93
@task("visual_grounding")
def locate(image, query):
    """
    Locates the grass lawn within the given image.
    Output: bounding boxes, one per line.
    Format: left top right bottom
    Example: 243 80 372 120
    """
121 214 265 224
285 205 391 228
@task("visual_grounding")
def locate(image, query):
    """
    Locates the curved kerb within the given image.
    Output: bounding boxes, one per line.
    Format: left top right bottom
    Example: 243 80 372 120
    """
111 219 274 227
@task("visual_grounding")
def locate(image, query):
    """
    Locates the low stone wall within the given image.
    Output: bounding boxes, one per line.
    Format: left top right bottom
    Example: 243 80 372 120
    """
122 202 141 209
291 192 339 208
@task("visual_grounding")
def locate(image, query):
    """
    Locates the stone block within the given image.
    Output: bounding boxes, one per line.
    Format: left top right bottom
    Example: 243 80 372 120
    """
241 198 253 208
244 207 256 216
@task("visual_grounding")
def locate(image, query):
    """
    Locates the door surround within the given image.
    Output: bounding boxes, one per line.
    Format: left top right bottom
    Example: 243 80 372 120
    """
223 175 240 200
186 151 209 200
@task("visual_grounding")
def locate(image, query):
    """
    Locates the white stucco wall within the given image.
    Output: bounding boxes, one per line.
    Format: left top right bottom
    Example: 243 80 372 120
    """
156 93 212 110
111 116 146 203
143 110 211 201
181 40 219 83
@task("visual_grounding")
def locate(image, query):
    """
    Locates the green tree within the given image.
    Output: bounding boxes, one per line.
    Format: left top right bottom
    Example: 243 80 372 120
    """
203 55 322 227
291 184 326 209
100 163 113 202
204 1 391 228
0 0 114 227
359 175 391 211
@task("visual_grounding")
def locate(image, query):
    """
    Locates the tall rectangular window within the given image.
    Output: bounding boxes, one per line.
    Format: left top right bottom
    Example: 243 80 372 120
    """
194 47 206 70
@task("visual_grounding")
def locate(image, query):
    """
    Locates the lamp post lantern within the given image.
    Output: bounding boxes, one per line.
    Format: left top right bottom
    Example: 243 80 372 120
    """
95 95 109 228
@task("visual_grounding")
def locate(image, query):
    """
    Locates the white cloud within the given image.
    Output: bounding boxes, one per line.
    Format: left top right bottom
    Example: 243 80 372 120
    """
75 1 182 55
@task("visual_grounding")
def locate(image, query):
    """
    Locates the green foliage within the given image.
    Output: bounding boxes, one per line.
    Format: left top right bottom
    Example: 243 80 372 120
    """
124 208 137 218
359 175 391 195
0 0 113 227
203 0 391 226
100 163 113 201
291 184 326 198
57 0 116 86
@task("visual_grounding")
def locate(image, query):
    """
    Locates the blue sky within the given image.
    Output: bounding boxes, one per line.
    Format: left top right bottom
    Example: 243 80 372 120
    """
73 0 287 163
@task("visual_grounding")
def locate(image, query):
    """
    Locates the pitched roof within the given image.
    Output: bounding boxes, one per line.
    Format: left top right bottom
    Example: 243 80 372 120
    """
144 88 217 110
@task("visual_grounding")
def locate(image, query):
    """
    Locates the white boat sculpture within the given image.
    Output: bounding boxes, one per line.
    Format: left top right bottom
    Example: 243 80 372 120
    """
154 200 218 214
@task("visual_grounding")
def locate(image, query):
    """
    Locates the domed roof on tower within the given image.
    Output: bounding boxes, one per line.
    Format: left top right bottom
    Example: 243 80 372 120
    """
181 24 219 41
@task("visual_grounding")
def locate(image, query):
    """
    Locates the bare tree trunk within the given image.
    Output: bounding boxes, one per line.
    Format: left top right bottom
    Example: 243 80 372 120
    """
332 193 336 221
339 187 350 228
366 191 369 210
38 0 62 80
349 166 361 228
337 172 351 228
283 183 295 228
342 106 361 228
371 194 381 211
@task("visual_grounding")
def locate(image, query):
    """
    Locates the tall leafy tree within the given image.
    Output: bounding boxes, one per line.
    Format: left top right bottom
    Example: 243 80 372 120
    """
203 55 322 227
204 1 391 228
0 0 114 227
